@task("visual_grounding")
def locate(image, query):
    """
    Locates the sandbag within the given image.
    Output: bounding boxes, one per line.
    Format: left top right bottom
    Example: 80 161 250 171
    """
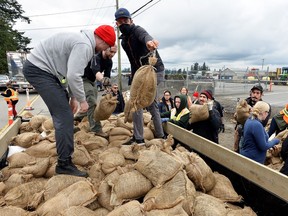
94 94 118 121
189 104 209 124
110 169 153 206
143 170 196 215
234 99 251 125
37 180 97 216
207 172 243 202
107 200 143 216
185 152 216 193
124 64 157 123
11 132 41 148
135 149 183 187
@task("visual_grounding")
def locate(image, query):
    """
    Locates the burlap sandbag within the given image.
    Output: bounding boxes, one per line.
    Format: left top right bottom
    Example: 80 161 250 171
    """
94 94 118 121
110 169 153 206
234 99 251 125
109 127 132 137
143 170 196 215
119 144 144 160
25 140 57 158
72 145 93 166
106 200 143 216
98 170 121 211
7 152 36 168
44 175 85 201
4 173 34 193
124 64 157 123
41 118 54 132
207 172 243 202
116 116 133 130
37 180 97 216
135 149 183 187
227 206 257 216
19 157 50 178
99 151 126 174
19 122 33 133
185 152 216 193
29 115 50 131
145 202 189 216
79 136 108 152
189 104 209 124
11 132 41 148
87 162 105 183
0 206 33 216
4 180 47 209
193 192 228 216
60 206 98 216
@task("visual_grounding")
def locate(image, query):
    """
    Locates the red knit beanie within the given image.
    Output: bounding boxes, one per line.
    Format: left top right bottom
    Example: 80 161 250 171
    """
200 90 213 100
94 25 116 47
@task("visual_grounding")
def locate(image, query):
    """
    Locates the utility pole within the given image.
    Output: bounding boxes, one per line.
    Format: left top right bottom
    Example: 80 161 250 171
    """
115 0 122 91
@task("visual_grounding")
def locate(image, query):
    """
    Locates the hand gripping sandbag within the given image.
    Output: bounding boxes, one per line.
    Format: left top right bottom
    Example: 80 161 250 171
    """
94 94 118 121
124 55 157 123
188 103 209 124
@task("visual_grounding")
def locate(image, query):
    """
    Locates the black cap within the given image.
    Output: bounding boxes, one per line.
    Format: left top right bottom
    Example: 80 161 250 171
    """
115 8 131 20
251 84 263 93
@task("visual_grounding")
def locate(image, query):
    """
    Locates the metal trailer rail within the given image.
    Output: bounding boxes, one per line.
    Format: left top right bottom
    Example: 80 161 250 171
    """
164 122 288 215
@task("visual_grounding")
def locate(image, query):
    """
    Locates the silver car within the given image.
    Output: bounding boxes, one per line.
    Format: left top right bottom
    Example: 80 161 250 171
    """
0 75 10 90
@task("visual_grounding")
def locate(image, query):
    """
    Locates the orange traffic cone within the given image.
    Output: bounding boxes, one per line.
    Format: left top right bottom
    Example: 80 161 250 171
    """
8 102 13 125
24 88 34 110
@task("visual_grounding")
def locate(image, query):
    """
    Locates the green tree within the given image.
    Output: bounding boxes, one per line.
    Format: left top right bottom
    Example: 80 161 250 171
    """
0 0 30 74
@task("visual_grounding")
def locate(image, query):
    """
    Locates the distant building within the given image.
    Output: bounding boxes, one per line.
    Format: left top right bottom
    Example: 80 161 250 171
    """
219 68 237 80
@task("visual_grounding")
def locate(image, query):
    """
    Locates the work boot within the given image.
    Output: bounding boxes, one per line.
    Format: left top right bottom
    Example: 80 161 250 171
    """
94 130 109 139
55 158 88 177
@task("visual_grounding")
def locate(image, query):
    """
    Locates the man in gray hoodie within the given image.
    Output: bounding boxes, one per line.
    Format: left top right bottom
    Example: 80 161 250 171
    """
23 25 116 177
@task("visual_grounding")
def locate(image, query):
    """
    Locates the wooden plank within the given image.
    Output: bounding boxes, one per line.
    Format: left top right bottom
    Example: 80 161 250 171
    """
164 122 288 202
0 119 21 157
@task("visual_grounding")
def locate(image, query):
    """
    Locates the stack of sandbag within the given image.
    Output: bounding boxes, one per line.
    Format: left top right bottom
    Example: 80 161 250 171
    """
0 113 258 216
188 103 209 124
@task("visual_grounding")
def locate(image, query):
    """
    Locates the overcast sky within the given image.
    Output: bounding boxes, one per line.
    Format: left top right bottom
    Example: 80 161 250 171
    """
15 0 288 72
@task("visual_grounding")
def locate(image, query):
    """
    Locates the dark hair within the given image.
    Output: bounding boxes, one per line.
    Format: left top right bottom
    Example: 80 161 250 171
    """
164 90 171 95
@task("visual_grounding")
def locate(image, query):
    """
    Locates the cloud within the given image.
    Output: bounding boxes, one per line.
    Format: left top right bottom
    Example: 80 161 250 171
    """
15 0 288 71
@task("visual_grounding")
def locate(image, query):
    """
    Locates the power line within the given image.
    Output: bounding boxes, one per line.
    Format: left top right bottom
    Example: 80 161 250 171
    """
26 6 115 17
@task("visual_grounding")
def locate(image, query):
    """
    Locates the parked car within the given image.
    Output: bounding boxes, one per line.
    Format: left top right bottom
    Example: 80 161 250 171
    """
10 74 36 93
0 74 10 90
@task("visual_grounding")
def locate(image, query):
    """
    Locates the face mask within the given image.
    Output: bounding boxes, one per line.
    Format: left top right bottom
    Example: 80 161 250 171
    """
119 24 132 35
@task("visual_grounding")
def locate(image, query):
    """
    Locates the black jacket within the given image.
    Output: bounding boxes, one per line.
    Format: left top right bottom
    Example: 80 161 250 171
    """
158 96 174 113
112 91 125 114
83 52 113 82
119 24 164 81
187 109 222 143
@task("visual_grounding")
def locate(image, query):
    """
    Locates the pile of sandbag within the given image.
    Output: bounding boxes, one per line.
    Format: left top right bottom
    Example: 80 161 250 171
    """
0 112 258 216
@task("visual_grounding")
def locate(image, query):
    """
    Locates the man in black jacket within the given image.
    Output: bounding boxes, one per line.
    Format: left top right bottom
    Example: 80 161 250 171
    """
115 8 165 145
186 90 222 143
74 45 117 138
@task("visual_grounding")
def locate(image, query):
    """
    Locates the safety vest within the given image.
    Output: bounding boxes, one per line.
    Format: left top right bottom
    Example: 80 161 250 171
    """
170 107 190 121
4 88 18 102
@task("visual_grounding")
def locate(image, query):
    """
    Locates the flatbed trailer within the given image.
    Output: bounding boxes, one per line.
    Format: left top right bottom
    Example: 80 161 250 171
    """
1 119 288 215
163 122 288 216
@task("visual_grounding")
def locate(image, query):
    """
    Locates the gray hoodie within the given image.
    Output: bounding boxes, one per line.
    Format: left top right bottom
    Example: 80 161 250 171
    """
27 30 96 102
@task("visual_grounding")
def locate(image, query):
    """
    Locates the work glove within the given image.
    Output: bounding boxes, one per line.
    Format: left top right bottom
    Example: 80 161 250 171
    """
102 77 111 87
161 118 169 123
207 100 214 111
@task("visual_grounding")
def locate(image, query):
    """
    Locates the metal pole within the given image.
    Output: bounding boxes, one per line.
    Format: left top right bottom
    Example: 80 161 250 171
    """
115 0 122 91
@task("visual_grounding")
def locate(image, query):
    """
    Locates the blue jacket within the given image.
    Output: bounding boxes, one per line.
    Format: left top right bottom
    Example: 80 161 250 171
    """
240 118 280 164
